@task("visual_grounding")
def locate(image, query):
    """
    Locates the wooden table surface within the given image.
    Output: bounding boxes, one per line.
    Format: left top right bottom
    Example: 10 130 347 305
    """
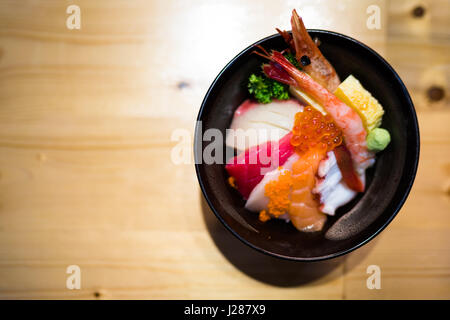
0 0 449 299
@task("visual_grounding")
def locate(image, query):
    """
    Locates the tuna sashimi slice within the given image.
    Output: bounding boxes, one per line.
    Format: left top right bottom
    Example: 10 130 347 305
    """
225 132 294 199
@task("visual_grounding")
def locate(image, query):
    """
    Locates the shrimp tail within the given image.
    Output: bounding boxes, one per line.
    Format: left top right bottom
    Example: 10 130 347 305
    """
333 145 365 192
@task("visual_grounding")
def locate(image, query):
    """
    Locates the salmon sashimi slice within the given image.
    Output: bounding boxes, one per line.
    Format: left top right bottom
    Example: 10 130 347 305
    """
291 188 318 208
289 148 327 232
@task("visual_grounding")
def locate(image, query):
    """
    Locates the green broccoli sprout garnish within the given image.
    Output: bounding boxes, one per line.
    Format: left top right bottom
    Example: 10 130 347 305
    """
247 52 302 104
247 74 290 104
271 80 290 100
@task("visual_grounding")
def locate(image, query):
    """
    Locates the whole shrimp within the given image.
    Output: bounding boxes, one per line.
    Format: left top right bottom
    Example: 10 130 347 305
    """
277 9 341 92
254 48 374 188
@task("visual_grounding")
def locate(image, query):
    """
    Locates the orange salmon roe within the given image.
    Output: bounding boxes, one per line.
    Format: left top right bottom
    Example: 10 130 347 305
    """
259 210 271 222
259 170 293 222
228 176 237 189
291 106 343 154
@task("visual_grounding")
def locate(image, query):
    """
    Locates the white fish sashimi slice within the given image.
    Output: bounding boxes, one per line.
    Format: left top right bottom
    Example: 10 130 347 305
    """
225 99 303 152
245 169 280 212
245 154 299 220
313 151 363 216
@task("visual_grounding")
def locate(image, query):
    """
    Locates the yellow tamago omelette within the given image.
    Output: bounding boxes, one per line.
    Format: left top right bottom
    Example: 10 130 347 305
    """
334 75 384 131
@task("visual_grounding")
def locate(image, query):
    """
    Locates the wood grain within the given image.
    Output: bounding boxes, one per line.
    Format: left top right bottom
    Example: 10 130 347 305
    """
0 0 448 299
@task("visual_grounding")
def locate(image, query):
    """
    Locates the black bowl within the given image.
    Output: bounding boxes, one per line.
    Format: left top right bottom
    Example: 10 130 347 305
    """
194 30 420 261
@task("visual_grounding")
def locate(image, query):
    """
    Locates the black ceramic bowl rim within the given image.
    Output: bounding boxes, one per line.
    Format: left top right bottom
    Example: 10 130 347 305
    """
194 30 420 262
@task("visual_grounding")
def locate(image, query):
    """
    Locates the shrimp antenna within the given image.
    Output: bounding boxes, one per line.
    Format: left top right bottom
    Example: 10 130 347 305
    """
251 45 272 60
255 45 270 55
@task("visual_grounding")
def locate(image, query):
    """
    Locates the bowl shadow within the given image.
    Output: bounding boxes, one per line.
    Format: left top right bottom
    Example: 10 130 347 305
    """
200 192 377 288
